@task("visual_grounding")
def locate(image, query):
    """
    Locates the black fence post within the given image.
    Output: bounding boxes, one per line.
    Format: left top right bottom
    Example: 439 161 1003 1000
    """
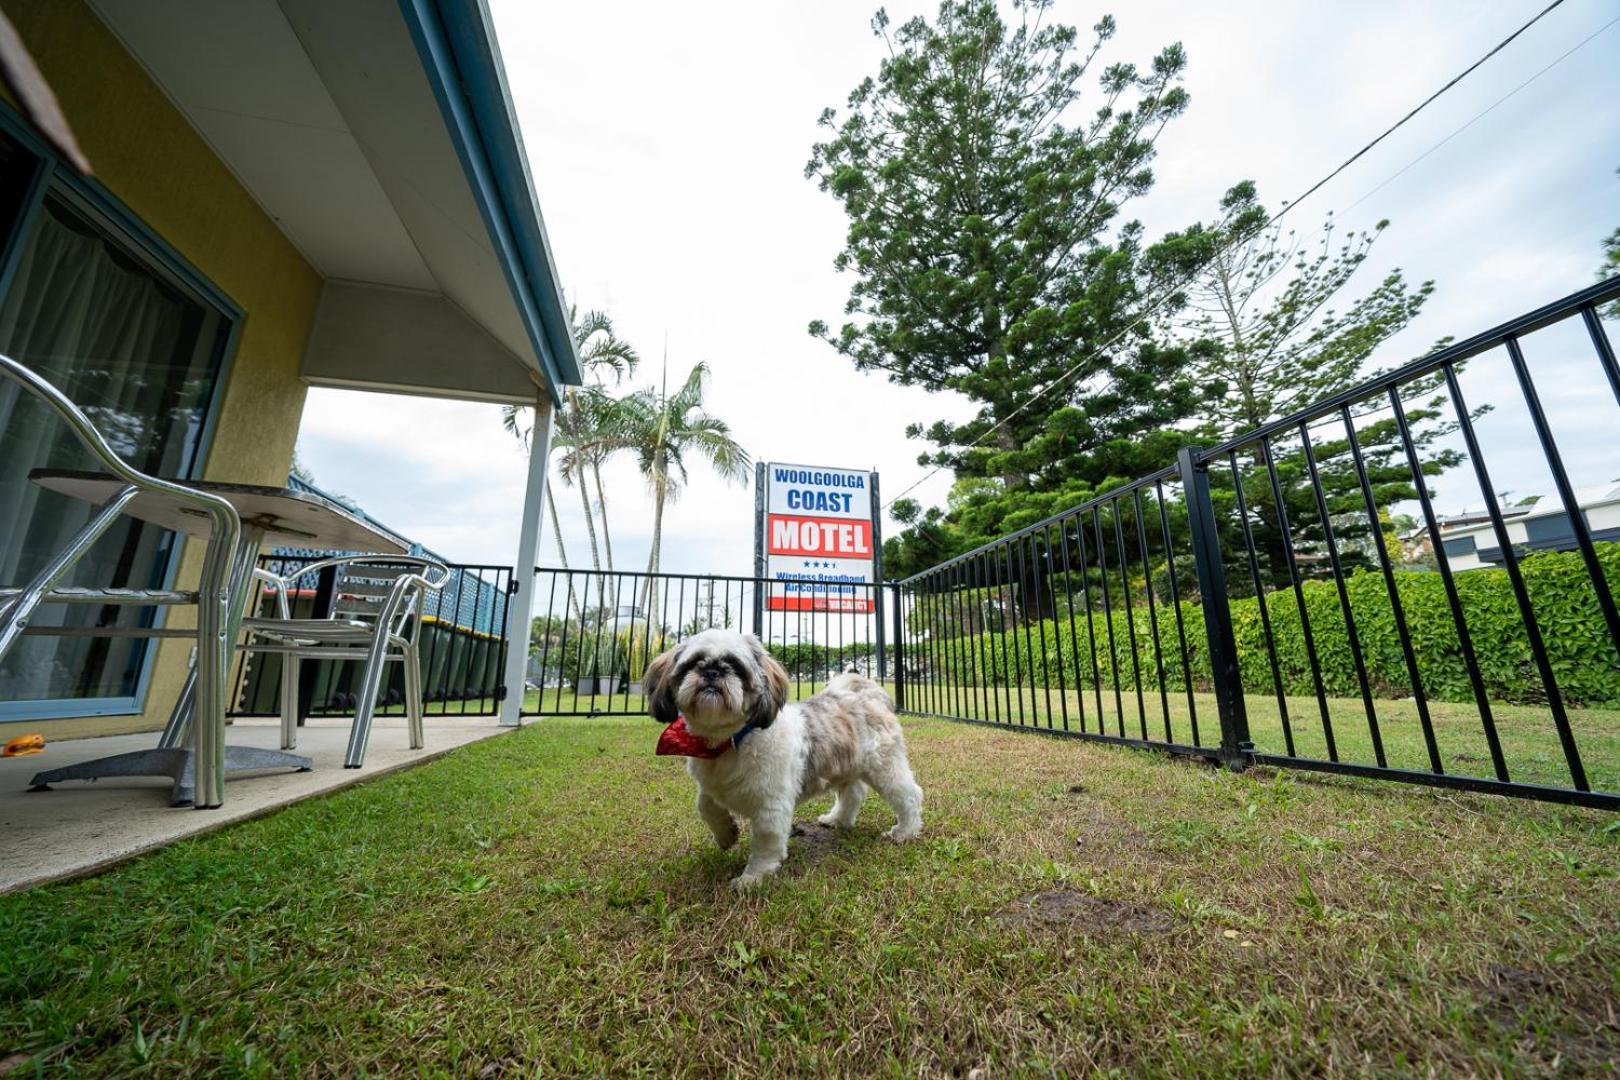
752 461 766 638
871 469 886 681
1176 446 1252 770
890 582 905 711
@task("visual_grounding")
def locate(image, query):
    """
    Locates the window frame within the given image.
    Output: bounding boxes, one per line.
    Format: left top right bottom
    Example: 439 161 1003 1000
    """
0 101 244 722
1440 534 1478 559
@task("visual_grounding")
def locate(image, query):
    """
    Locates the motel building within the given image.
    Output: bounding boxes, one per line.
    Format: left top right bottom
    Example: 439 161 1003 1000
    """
1402 483 1620 572
0 0 578 743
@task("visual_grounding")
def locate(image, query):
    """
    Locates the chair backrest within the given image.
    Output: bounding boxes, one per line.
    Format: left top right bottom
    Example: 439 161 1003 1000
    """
274 555 446 643
332 560 430 637
0 354 240 663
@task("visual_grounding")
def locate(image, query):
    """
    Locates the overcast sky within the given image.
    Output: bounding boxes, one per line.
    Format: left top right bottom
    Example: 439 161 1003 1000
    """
295 0 1620 574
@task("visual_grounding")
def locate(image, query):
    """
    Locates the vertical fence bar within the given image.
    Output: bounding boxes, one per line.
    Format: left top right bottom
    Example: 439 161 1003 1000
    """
1155 482 1199 747
551 572 574 713
1056 515 1086 734
1112 499 1147 740
1014 538 1038 727
1092 509 1124 736
1298 421 1387 767
1504 335 1620 661
1341 407 1442 773
1444 362 1586 790
949 560 969 720
1075 515 1105 728
1581 305 1620 409
1133 488 1172 743
1029 533 1054 728
937 565 954 716
1226 454 1294 757
977 551 999 724
1177 446 1252 769
891 582 906 710
952 560 971 720
997 543 1020 726
932 572 948 717
1044 524 1071 731
1261 436 1338 761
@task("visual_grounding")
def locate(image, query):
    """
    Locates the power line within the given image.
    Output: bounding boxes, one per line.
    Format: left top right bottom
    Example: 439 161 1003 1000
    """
1345 11 1618 214
881 0 1575 512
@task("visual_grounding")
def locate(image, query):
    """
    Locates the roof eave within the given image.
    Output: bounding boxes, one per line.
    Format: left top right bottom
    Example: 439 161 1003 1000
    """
395 0 582 404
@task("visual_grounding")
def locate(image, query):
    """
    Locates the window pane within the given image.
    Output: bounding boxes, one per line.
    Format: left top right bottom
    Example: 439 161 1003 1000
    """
0 189 228 704
1440 535 1476 558
1523 513 1574 547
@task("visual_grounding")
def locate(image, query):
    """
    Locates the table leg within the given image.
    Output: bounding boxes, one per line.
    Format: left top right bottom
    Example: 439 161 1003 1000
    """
26 528 311 807
30 745 312 807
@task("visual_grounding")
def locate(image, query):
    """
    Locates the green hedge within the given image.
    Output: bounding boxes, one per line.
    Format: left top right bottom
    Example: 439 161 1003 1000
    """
912 544 1620 707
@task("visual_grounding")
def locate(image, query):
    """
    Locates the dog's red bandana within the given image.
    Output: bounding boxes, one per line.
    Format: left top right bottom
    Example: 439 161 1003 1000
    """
656 716 724 759
655 715 761 758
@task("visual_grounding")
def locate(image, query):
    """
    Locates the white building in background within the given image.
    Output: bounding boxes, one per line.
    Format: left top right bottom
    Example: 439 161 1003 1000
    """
1403 483 1620 572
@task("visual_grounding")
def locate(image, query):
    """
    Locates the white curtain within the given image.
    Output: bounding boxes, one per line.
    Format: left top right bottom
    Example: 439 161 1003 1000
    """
0 192 224 703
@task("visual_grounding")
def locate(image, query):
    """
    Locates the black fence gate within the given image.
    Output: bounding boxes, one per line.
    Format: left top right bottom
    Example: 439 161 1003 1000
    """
894 278 1620 812
520 567 889 718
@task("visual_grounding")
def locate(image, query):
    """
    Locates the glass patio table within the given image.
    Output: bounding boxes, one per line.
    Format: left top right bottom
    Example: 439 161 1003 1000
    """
22 470 408 807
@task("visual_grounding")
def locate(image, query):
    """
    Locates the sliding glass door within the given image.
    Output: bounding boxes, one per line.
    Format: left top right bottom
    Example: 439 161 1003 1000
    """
0 120 234 718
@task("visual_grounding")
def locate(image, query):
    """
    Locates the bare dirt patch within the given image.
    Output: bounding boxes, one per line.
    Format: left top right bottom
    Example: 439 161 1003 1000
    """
1478 964 1620 1066
1002 889 1175 935
791 820 841 844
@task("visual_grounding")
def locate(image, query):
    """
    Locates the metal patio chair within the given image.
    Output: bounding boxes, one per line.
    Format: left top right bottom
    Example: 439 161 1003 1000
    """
0 353 243 808
243 555 449 768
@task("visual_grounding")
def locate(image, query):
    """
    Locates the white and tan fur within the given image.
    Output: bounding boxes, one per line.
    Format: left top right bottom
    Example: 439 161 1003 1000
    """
642 629 923 888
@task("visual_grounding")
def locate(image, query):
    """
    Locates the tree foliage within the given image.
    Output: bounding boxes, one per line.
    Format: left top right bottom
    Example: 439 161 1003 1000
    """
1179 185 1453 582
807 1 1219 498
610 361 751 580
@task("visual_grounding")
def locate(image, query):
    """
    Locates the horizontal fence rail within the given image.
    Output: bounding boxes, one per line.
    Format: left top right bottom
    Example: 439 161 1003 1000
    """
522 567 891 718
230 556 514 720
897 277 1620 812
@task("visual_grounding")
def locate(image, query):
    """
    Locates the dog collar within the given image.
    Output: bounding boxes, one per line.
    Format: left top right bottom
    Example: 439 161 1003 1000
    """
656 715 760 759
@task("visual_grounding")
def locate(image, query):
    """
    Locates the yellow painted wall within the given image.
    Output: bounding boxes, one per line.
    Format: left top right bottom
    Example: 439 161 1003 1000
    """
3 0 322 738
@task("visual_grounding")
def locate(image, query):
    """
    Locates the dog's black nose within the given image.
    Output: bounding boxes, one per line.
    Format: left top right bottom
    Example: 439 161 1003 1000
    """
702 664 721 682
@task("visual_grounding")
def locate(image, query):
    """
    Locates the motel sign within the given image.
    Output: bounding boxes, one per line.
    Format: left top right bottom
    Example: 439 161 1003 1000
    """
756 462 879 613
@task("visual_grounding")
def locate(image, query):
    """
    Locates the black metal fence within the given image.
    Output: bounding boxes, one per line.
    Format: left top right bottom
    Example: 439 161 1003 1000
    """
230 556 514 719
522 567 889 717
895 278 1620 811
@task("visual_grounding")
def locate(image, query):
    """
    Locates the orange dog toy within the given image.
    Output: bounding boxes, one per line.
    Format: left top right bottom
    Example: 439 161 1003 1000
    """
3 733 45 757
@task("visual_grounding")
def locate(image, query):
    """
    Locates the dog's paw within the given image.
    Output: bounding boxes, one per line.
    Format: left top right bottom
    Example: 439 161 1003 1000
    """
815 811 844 828
711 819 740 850
729 872 767 893
884 822 921 843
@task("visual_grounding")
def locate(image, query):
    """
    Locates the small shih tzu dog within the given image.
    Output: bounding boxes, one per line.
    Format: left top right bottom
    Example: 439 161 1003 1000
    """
643 629 923 888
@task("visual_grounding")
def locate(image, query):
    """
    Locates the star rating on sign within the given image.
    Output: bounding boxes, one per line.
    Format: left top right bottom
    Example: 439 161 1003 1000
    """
801 560 836 569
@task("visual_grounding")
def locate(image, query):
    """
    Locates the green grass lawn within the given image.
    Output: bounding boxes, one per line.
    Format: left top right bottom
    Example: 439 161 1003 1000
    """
534 680 1620 794
5 715 1617 1075
900 683 1620 795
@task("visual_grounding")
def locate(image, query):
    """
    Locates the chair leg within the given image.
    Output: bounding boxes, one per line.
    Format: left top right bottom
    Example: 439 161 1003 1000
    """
279 654 300 750
344 634 393 769
404 644 424 750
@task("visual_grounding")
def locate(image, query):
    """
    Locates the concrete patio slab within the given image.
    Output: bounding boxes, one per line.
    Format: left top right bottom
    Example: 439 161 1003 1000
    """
0 715 513 894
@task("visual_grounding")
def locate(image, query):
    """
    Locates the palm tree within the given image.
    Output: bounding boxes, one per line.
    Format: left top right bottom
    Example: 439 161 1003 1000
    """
502 308 639 571
610 361 750 611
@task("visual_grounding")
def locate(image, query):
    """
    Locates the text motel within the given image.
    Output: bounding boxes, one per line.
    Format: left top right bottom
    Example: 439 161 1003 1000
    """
768 514 873 558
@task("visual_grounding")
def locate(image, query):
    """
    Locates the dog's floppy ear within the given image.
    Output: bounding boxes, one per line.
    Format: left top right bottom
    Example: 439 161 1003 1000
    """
641 645 681 725
745 633 790 729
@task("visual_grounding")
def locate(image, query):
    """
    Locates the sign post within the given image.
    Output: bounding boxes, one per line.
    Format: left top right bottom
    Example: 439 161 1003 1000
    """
754 462 883 676
752 461 766 637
